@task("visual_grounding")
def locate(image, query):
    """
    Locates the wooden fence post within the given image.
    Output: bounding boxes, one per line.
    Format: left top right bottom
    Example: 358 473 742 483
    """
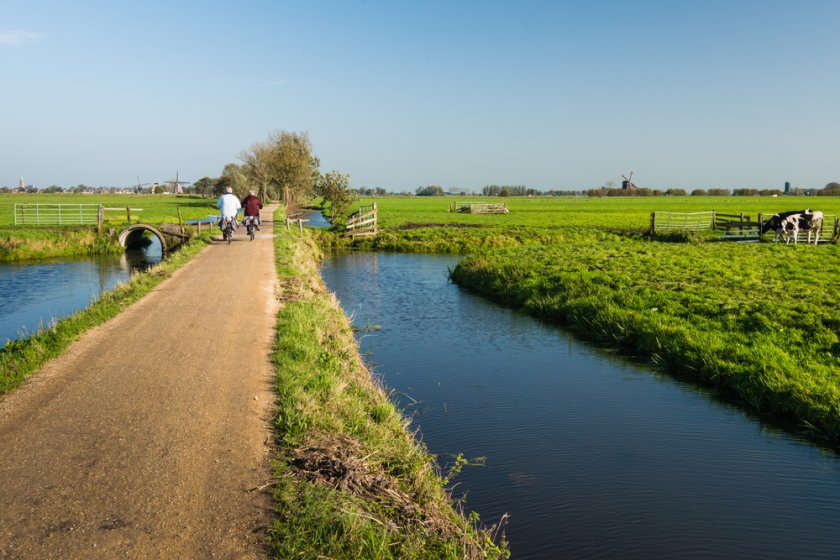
177 207 184 235
98 205 104 233
711 210 716 230
298 218 303 234
649 211 656 236
126 206 132 222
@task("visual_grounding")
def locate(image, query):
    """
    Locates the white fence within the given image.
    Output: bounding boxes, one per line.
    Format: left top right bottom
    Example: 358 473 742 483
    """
14 204 103 225
344 203 378 238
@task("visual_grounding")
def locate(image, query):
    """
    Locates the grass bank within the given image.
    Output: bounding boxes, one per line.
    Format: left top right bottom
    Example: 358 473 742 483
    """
269 225 508 559
0 234 213 395
451 240 840 443
0 227 123 262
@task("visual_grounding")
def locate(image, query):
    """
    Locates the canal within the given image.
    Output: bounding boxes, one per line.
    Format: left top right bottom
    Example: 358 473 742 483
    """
0 238 163 344
320 252 840 560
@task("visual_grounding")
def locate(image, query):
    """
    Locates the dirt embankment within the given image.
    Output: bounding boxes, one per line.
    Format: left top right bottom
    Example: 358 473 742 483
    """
0 207 280 559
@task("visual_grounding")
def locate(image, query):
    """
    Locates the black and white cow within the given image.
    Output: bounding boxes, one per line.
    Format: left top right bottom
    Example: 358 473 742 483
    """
761 209 809 242
803 210 824 245
774 210 824 245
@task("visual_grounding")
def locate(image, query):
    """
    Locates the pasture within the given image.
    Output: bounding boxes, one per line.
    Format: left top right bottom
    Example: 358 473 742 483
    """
341 195 840 443
0 193 219 227
356 194 840 231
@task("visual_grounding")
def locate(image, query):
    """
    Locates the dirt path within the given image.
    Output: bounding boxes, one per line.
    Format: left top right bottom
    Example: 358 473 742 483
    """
0 206 281 559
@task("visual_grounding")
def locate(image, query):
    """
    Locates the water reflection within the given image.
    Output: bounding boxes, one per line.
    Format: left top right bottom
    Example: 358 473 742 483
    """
304 209 331 228
321 252 840 560
0 239 163 344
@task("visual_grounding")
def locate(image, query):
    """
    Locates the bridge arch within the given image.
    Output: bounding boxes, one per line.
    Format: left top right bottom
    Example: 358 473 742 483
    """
118 224 168 252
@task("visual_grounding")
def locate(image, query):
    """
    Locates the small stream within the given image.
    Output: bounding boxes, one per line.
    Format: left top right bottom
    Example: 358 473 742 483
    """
321 252 840 560
0 238 163 344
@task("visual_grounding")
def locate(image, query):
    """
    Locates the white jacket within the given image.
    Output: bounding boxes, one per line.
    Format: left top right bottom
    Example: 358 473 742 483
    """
217 193 241 219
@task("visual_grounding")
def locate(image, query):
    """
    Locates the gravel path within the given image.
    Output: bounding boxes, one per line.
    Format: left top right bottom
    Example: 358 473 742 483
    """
0 206 280 559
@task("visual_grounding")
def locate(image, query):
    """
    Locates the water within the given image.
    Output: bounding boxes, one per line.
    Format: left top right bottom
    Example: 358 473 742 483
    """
304 209 331 228
0 238 162 344
320 252 840 560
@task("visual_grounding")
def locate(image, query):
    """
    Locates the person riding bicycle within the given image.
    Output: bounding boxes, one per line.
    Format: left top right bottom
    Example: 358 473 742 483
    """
240 190 263 230
217 187 241 231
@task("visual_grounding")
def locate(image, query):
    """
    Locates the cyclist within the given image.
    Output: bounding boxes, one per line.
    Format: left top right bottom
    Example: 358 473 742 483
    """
240 190 263 230
217 187 241 231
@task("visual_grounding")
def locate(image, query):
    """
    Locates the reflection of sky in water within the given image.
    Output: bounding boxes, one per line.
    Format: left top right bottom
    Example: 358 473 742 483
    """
321 252 840 560
304 210 331 228
0 240 162 343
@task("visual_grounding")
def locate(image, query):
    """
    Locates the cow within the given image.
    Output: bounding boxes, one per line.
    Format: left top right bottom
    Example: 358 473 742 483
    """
776 210 823 245
803 210 824 245
780 214 800 244
761 209 810 242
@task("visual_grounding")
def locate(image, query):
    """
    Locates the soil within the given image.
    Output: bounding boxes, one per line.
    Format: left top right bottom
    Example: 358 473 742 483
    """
0 207 280 559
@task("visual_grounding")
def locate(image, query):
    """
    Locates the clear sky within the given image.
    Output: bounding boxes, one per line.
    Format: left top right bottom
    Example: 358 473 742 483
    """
2 0 838 192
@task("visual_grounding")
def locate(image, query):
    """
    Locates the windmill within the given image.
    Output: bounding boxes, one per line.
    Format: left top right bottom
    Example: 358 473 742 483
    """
165 171 191 194
621 171 637 190
132 176 150 193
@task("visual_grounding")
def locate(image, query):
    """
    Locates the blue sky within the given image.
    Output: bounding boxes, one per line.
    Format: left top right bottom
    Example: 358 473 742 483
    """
2 0 838 191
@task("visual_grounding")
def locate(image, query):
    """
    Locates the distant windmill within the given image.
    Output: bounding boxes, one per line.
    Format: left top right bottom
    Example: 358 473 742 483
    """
621 171 637 190
165 171 191 194
132 176 150 193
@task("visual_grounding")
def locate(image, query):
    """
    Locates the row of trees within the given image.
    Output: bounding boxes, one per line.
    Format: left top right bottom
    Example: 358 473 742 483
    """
482 185 543 197
189 131 355 221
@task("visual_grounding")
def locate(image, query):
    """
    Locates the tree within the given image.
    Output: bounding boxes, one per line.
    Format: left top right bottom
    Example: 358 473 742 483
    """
665 188 687 196
193 176 218 197
819 182 840 196
316 171 357 223
416 185 444 196
241 130 318 213
691 189 707 196
219 163 249 198
241 142 273 202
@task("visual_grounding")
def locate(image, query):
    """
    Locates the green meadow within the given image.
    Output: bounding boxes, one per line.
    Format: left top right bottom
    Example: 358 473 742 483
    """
338 194 840 443
359 194 840 230
0 193 219 227
0 194 221 261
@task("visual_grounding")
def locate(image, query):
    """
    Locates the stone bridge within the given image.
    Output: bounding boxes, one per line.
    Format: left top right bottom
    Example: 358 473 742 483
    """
118 224 193 252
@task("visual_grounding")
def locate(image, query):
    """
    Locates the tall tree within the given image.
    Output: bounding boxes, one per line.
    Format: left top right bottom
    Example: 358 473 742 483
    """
241 130 319 212
316 171 356 223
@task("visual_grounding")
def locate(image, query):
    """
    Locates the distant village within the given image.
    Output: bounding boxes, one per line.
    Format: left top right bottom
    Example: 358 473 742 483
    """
2 175 190 195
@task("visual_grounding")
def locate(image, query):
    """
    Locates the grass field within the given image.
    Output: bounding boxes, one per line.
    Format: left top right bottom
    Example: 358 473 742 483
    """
0 193 220 227
335 194 840 444
354 194 840 231
337 195 840 254
0 194 223 261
